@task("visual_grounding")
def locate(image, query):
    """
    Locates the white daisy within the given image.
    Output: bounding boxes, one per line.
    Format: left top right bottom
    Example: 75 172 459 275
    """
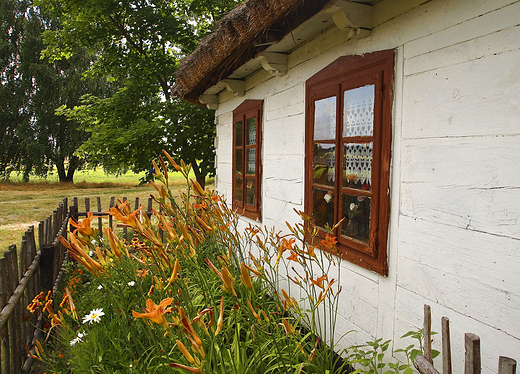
70 331 87 346
82 308 105 324
127 281 135 287
97 285 103 290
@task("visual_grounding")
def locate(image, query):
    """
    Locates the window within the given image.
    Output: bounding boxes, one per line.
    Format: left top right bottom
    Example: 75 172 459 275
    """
305 50 394 276
233 100 262 220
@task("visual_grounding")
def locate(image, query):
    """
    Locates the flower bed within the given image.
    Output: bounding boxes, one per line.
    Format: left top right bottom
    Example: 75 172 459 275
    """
27 152 427 373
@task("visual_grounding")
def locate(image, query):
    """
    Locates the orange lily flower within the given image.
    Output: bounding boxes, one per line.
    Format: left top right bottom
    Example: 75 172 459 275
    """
215 296 224 336
310 274 328 289
240 263 254 291
315 279 335 307
320 234 338 250
106 203 141 231
69 212 96 238
103 227 123 260
176 340 195 365
287 250 299 262
132 298 174 329
169 363 202 373
280 318 295 337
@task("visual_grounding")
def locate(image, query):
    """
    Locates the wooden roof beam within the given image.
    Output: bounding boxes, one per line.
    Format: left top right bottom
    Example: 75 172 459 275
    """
325 0 373 38
256 51 288 76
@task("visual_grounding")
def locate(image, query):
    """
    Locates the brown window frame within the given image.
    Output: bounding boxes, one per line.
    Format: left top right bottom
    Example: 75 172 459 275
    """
304 49 394 276
232 100 263 221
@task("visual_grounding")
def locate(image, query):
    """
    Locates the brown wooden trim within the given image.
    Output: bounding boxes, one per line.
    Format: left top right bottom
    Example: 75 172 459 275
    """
305 49 394 276
233 100 263 221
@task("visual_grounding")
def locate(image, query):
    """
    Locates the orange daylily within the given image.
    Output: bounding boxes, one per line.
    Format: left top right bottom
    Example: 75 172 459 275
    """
315 279 336 307
280 318 296 337
206 259 236 296
103 227 124 260
320 234 338 250
69 212 96 238
215 296 224 336
310 274 328 289
58 234 104 276
132 298 174 329
287 250 299 262
169 363 202 373
106 203 141 231
240 262 254 291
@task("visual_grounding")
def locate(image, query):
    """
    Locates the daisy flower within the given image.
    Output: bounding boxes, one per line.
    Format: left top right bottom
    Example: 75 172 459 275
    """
70 331 87 346
127 281 135 287
82 308 105 324
97 285 103 290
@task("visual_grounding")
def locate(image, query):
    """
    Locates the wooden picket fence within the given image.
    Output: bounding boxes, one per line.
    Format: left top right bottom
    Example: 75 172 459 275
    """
413 304 517 374
0 196 156 374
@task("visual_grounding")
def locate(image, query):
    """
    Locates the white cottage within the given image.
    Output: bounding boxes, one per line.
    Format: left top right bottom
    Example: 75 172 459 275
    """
172 0 520 372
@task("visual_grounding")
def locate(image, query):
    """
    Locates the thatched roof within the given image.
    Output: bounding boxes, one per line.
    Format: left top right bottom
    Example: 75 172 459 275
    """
172 0 327 103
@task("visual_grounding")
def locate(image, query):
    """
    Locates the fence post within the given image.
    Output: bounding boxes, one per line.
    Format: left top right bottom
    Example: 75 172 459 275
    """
498 357 517 374
40 244 55 292
424 304 432 363
465 333 481 374
442 317 452 374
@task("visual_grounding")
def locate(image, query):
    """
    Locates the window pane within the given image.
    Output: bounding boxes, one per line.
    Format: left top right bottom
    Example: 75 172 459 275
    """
235 149 243 174
342 142 372 190
246 179 255 205
235 176 243 203
313 143 335 187
235 121 243 146
247 117 256 145
246 148 256 175
341 194 370 244
314 97 336 141
312 188 335 230
343 85 374 137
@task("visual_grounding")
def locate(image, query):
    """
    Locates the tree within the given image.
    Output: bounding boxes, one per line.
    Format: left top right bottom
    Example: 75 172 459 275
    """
35 0 241 188
0 0 113 182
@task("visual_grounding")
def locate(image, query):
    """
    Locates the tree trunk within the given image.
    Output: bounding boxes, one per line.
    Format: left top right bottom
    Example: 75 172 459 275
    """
56 156 77 183
190 158 206 190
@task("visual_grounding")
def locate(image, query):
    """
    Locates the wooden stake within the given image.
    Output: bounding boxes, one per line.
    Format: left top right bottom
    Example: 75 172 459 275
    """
465 333 481 374
424 304 432 363
442 317 452 374
498 356 517 374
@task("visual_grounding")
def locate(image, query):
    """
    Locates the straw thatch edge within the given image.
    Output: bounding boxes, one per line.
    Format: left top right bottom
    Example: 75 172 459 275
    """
172 0 311 102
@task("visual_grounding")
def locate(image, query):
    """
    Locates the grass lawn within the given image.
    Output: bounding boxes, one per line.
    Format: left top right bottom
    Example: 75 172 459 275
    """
0 168 211 254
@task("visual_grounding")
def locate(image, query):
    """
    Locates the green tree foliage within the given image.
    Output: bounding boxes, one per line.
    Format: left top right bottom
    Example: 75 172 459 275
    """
0 0 112 182
36 0 241 187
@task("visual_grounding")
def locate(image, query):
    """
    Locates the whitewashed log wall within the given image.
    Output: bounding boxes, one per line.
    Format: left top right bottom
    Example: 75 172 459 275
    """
213 0 520 372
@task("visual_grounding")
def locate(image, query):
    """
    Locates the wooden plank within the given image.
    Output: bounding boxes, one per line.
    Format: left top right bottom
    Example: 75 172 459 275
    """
423 304 432 363
442 317 452 374
97 197 103 238
402 50 520 139
123 197 128 241
109 197 115 229
498 357 517 374
465 333 481 374
38 221 44 248
39 244 55 292
147 197 153 215
414 355 441 374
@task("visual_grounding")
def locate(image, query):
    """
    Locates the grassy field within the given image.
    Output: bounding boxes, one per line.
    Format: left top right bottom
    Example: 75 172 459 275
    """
0 168 208 253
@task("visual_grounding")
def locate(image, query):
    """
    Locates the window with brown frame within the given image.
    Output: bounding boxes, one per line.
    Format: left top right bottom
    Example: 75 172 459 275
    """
233 100 262 221
305 49 394 276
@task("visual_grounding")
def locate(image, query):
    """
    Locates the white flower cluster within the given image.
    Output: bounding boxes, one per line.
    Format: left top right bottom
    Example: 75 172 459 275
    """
70 331 88 346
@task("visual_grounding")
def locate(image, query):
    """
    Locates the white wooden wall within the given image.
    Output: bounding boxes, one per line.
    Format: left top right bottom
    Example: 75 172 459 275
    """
213 0 520 372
